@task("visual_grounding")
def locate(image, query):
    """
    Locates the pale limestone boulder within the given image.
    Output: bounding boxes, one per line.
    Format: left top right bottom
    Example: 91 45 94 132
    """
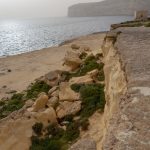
51 90 59 97
48 86 58 97
30 93 48 112
69 75 93 85
64 50 82 71
44 70 62 86
56 101 81 119
59 82 80 101
34 107 57 126
25 100 34 108
87 69 99 78
0 118 35 150
69 138 96 150
47 96 59 108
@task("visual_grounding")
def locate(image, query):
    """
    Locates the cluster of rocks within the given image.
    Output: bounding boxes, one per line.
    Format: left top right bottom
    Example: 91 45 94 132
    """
0 44 100 150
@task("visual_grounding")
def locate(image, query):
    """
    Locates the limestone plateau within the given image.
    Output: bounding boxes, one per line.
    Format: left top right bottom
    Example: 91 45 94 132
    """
68 0 150 17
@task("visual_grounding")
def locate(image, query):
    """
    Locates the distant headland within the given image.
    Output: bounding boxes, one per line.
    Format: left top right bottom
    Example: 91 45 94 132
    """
68 0 150 17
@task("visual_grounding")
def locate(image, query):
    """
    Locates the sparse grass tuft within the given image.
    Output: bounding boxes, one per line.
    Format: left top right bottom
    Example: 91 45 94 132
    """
0 93 24 119
26 81 51 99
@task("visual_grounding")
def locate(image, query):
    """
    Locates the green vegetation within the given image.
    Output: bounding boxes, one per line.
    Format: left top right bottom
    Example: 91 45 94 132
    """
145 22 150 27
0 93 24 119
79 52 88 59
71 83 105 118
0 81 51 119
26 81 51 99
62 55 104 81
112 19 150 29
30 121 80 150
79 84 105 118
32 122 43 136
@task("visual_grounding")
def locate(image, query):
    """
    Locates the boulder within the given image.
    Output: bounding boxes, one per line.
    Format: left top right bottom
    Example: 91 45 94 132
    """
48 86 58 97
64 50 82 71
34 107 57 126
47 96 59 108
30 93 48 112
87 69 99 78
71 44 80 50
69 75 93 85
43 70 62 86
81 46 91 52
56 101 81 119
51 90 59 97
25 100 34 108
69 138 96 150
59 82 80 101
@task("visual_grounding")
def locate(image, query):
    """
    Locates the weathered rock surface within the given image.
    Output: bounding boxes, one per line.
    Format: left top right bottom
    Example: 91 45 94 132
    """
33 107 57 126
64 50 82 71
41 70 62 86
59 82 80 101
47 96 59 108
69 138 96 150
69 74 93 85
101 27 150 150
30 93 48 112
56 101 81 119
68 0 150 17
0 118 35 150
48 86 58 96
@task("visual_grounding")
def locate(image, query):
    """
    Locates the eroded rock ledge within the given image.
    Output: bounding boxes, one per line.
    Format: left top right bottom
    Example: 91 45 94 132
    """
101 27 150 150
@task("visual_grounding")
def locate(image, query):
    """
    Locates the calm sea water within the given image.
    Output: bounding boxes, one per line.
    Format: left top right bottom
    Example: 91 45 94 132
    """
0 16 133 57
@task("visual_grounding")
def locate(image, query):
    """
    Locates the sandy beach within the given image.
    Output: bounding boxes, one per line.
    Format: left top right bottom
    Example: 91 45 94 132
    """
0 33 106 99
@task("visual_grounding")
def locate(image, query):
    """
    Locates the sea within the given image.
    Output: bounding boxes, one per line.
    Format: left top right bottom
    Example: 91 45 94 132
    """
0 16 133 57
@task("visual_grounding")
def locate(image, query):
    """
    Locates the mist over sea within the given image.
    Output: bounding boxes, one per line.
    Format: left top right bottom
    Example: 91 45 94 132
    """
0 16 133 57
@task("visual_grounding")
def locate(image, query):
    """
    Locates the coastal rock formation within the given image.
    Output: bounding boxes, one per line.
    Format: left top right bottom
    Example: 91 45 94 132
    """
68 0 150 17
56 101 81 119
59 82 80 101
69 138 96 150
101 27 150 150
64 50 82 71
29 92 48 112
33 107 57 126
69 75 94 85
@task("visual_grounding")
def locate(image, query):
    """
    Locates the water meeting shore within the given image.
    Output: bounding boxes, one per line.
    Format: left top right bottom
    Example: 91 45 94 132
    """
0 33 106 99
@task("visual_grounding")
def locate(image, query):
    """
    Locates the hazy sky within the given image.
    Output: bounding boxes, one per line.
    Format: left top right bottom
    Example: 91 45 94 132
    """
0 0 102 18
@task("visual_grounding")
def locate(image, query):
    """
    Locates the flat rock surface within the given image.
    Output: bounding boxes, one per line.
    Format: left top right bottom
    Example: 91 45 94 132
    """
103 27 150 150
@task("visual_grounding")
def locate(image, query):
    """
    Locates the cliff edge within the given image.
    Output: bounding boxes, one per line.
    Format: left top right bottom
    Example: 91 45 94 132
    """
101 27 150 149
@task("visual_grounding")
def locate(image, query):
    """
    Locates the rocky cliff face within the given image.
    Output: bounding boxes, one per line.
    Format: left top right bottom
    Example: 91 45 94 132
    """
101 27 150 149
68 0 150 17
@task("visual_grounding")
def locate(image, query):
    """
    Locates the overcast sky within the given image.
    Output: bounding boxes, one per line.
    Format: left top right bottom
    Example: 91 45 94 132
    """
0 0 102 18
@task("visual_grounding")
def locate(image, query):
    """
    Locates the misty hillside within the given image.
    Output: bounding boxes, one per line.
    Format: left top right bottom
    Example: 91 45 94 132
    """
68 0 150 17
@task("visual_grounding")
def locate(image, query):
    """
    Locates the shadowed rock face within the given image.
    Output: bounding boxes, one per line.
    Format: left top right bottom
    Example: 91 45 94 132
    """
68 0 150 17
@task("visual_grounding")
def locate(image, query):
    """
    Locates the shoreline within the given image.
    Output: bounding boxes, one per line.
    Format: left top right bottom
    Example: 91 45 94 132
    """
0 31 108 59
0 33 106 99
